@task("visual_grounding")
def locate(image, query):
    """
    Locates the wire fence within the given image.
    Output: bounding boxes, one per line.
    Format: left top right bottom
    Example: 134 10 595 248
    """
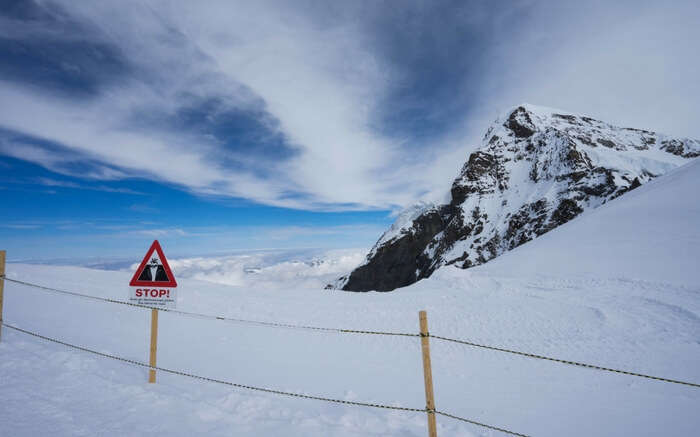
4 275 698 389
1 320 528 437
2 274 699 436
1 276 419 337
430 334 700 388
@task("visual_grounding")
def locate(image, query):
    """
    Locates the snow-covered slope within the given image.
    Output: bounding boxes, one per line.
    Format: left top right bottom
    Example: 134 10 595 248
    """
1 158 699 436
339 104 700 291
478 157 700 287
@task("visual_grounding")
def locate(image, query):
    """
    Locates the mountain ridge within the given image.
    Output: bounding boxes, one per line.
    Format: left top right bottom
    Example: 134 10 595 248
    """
335 104 700 291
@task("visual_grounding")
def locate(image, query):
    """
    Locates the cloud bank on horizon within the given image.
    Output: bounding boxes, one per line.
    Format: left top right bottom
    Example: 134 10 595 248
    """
1 0 698 212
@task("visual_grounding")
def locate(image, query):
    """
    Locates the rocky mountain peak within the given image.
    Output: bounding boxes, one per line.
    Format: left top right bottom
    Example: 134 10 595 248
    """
334 104 700 292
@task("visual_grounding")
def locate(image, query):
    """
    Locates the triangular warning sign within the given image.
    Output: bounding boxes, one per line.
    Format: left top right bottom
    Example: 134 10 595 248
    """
129 240 177 287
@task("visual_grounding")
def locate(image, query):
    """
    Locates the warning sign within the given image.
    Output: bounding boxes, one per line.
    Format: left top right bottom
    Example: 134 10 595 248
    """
129 240 177 308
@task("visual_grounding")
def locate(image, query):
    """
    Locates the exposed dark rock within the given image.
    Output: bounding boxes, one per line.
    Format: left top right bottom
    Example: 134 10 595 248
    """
550 199 583 226
661 139 700 158
450 151 501 204
581 116 600 124
553 114 578 123
596 138 617 149
505 106 536 138
341 209 445 292
579 167 616 197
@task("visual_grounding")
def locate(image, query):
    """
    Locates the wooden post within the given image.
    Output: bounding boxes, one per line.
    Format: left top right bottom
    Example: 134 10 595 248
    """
0 250 5 342
419 310 437 437
148 308 159 383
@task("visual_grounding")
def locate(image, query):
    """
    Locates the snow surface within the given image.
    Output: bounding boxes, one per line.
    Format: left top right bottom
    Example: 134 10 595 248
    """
374 202 436 250
479 158 700 287
1 160 699 436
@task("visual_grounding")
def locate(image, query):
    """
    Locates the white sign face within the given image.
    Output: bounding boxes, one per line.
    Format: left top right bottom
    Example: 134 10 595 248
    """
129 287 177 308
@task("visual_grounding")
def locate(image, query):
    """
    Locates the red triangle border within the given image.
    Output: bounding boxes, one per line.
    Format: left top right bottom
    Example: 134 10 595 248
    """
129 240 178 287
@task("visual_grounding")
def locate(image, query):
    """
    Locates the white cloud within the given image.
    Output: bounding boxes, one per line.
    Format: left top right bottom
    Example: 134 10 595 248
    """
165 248 366 288
1 224 43 230
0 0 698 212
34 177 144 194
461 1 700 143
0 80 294 204
0 1 412 210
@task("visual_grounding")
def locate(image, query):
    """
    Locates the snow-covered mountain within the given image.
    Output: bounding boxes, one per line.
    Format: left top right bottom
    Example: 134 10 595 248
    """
337 104 700 291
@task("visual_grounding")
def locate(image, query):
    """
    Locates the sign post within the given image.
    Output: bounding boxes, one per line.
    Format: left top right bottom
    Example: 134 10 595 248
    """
129 240 177 383
419 310 437 437
148 308 158 383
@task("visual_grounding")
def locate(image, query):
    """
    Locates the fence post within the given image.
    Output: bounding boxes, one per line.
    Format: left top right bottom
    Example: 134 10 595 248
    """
0 250 5 342
148 308 159 383
419 310 437 437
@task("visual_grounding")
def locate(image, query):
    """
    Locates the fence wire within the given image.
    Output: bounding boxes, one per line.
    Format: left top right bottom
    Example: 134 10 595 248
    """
430 334 700 389
1 275 418 338
1 320 528 437
435 410 530 437
2 274 699 389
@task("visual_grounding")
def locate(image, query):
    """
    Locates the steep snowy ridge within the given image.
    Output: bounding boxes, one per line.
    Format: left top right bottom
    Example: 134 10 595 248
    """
340 104 700 291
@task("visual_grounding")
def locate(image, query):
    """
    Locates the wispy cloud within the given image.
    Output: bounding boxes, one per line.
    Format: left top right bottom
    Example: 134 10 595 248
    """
128 204 159 213
465 0 700 141
258 224 386 241
129 228 189 238
35 177 144 194
0 0 698 212
1 224 42 230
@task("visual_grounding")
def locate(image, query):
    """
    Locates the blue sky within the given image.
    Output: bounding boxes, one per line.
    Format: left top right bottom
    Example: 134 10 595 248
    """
1 0 699 261
0 155 392 260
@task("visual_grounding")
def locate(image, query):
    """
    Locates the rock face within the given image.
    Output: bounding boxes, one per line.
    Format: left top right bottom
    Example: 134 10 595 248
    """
336 104 700 292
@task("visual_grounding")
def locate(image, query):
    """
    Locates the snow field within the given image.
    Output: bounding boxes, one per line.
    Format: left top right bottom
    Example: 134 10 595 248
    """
1 159 699 436
2 261 698 436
